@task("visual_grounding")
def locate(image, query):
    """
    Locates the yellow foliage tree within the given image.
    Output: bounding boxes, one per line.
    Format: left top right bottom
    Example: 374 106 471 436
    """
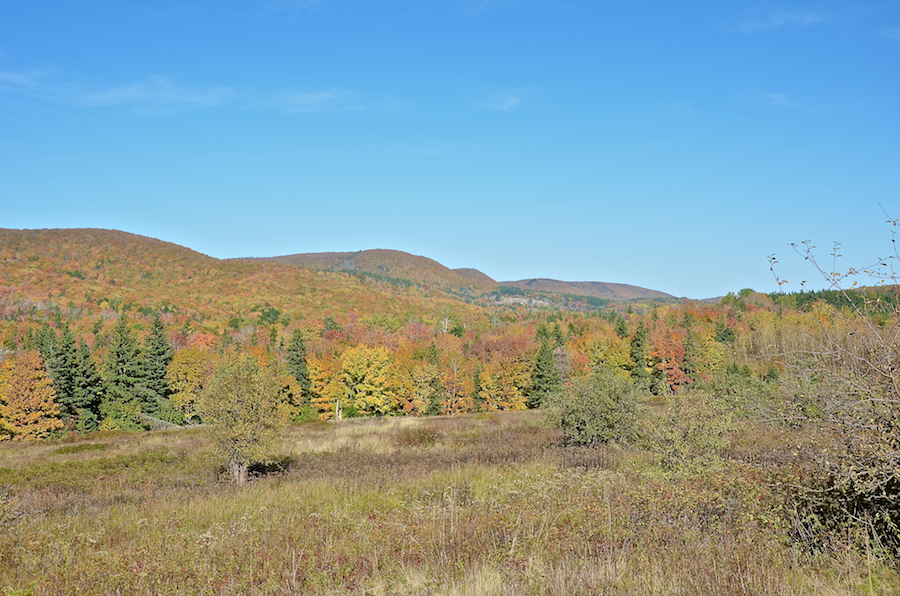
309 354 346 420
197 353 287 485
584 334 633 378
340 345 400 416
0 351 64 441
166 347 218 423
478 356 529 411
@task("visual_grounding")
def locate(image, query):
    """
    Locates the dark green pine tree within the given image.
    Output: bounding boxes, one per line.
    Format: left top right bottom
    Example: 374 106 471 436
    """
142 312 174 415
682 329 697 380
72 340 103 432
614 316 629 339
472 367 484 411
552 322 566 347
528 338 561 409
286 328 311 402
104 316 146 411
47 323 78 421
629 320 650 386
28 323 56 361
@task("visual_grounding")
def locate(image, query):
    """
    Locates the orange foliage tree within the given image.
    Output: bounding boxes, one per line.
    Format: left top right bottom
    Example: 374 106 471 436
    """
0 351 64 441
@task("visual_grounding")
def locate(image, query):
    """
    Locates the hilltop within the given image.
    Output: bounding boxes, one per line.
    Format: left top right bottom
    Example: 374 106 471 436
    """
0 228 679 340
499 278 674 301
241 249 672 301
0 229 486 334
240 249 496 293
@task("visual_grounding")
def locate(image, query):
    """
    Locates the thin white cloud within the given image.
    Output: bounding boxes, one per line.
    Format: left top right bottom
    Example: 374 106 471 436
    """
0 70 387 117
755 90 818 112
739 10 830 32
0 69 48 87
463 87 529 112
56 76 234 113
251 88 364 114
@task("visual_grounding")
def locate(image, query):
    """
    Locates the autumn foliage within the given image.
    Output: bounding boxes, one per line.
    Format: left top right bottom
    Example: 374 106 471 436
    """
0 351 63 441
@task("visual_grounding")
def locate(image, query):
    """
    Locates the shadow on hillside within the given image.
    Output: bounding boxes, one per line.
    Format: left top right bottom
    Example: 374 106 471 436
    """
245 457 296 481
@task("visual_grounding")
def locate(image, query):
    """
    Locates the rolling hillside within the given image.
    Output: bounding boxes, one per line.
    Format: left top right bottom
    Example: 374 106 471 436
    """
0 228 677 341
499 278 674 301
0 229 486 334
242 249 496 293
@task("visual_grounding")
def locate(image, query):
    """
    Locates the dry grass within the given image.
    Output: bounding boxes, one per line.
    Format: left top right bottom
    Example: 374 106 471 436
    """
0 411 895 595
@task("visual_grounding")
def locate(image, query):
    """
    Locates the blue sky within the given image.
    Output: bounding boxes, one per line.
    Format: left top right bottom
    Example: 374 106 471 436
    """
1 1 898 298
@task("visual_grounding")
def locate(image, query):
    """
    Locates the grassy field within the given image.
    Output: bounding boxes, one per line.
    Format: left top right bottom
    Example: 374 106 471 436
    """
0 411 896 595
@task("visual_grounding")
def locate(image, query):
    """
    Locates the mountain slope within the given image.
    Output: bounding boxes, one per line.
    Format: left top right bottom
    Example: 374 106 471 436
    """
0 229 485 332
453 268 498 288
244 249 496 292
499 278 674 301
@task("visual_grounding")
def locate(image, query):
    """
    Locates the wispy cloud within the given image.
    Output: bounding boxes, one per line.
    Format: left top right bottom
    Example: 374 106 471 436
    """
0 71 407 116
54 76 235 114
880 25 900 42
0 69 48 87
251 87 364 114
754 90 817 112
0 70 388 117
462 87 530 112
738 10 830 32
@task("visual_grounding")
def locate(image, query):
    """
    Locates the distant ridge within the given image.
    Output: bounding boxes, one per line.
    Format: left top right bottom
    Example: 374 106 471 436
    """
499 278 674 301
0 229 487 326
452 268 498 288
241 249 496 292
245 250 673 300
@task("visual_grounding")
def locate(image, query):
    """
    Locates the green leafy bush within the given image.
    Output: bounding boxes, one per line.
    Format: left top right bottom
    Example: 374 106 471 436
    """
550 368 639 447
649 388 736 472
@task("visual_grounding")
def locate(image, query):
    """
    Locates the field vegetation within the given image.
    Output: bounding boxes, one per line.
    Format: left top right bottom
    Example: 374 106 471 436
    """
1 411 897 595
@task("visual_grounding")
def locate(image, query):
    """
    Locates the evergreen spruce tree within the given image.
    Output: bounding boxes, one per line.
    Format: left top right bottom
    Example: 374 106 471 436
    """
682 329 697 379
30 323 56 362
552 322 566 347
72 340 103 432
614 316 629 339
47 323 78 421
286 328 311 402
472 367 484 411
629 320 650 385
142 312 174 415
528 337 561 408
102 316 146 429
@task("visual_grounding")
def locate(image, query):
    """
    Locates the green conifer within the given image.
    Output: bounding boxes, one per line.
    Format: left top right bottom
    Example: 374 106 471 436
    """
104 316 145 412
614 317 629 339
142 312 174 414
47 323 78 421
630 320 650 385
528 338 561 408
286 328 311 401
72 340 103 432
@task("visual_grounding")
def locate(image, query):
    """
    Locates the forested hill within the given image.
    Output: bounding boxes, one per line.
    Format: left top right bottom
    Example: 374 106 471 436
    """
499 278 674 301
240 250 674 300
0 229 487 334
0 228 677 339
240 249 496 293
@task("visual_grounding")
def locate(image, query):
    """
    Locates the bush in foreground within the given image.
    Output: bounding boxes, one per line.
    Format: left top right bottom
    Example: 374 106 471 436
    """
550 367 639 447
